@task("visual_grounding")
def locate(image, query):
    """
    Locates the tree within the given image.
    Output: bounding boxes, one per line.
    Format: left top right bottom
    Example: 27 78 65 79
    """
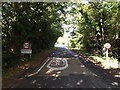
69 2 120 57
2 2 67 70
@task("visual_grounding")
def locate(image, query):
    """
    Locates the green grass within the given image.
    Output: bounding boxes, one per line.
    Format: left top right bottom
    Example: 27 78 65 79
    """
90 56 119 69
71 48 120 69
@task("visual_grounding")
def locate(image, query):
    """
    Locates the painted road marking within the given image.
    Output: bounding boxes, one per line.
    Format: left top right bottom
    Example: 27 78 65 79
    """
47 57 68 70
26 57 69 77
26 58 51 77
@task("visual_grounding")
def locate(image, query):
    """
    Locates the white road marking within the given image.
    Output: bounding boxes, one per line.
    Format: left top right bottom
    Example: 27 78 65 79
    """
47 58 68 70
26 58 50 77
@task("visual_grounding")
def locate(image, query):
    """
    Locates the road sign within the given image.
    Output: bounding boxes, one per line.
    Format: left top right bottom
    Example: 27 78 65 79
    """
104 43 111 63
104 43 111 49
21 49 32 54
21 42 32 58
23 42 30 49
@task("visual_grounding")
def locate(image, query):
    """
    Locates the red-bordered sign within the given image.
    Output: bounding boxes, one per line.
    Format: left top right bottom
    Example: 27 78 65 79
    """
104 43 111 49
23 42 30 49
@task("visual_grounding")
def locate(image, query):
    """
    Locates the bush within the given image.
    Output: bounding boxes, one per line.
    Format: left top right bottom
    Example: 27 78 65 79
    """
2 51 21 71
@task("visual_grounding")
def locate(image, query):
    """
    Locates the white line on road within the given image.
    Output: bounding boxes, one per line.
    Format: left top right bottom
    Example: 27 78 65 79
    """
26 58 50 77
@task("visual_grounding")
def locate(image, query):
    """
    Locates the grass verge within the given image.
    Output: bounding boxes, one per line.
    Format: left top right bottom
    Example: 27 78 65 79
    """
90 56 119 69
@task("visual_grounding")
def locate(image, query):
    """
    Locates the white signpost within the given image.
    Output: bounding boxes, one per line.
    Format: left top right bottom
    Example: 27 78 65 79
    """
104 43 111 62
21 42 32 58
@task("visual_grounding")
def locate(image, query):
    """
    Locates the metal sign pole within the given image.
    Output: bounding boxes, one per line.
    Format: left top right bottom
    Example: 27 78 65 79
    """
104 43 111 63
106 49 108 63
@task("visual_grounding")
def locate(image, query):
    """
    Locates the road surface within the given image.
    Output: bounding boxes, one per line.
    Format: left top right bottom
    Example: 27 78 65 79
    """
11 47 119 88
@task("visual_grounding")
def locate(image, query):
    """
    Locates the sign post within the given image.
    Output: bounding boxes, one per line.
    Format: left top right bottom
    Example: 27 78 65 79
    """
104 43 111 63
21 42 32 58
106 49 108 62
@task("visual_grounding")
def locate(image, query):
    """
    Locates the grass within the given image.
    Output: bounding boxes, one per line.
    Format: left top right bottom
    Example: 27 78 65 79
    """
71 48 120 69
90 56 119 69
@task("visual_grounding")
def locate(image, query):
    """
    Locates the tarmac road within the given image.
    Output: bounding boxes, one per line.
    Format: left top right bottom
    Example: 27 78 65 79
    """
11 46 119 88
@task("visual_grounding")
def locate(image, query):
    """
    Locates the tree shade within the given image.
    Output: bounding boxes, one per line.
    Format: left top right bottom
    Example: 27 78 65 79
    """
2 2 67 69
2 2 120 70
69 2 120 57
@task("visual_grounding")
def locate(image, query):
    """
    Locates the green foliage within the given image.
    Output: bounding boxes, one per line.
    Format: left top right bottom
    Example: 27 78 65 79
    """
69 2 120 57
2 2 66 70
2 51 21 70
91 56 119 69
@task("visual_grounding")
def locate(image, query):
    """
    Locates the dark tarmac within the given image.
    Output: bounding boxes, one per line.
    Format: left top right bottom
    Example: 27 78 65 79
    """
11 47 119 88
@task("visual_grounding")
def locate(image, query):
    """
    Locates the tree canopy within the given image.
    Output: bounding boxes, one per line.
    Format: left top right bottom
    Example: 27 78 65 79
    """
2 2 120 70
68 2 120 57
2 2 67 53
2 2 67 69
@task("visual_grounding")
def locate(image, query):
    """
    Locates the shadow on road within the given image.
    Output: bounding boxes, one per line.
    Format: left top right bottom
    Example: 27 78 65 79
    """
11 73 119 88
